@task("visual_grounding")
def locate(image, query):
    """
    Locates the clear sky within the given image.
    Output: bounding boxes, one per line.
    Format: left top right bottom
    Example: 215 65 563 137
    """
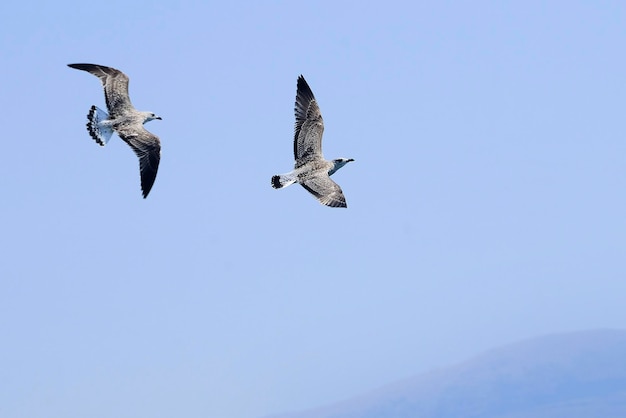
1 1 625 417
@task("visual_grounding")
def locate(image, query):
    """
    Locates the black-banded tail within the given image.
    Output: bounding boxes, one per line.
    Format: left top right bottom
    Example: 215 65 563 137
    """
86 105 114 146
271 173 297 189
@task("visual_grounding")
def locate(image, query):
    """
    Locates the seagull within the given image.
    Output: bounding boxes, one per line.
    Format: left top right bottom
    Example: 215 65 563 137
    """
271 75 354 208
68 63 162 198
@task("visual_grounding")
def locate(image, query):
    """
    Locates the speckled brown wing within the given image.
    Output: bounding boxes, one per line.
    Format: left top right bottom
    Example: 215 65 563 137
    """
294 75 324 167
117 125 161 198
300 175 347 208
67 63 134 117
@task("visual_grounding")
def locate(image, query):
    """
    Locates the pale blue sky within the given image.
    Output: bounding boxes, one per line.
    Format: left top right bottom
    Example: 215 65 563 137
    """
1 1 625 417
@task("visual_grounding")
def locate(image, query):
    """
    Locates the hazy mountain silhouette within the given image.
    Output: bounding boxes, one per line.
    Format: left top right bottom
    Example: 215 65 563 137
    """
265 329 626 418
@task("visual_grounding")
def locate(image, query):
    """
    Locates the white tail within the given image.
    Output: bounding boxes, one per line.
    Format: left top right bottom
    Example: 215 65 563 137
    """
271 173 297 189
86 105 114 146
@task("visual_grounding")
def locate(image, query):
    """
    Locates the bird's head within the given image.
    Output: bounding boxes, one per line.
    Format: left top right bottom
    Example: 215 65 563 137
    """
143 112 162 123
329 158 355 176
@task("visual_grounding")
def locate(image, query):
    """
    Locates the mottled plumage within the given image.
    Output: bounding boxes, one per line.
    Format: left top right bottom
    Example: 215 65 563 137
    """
272 75 354 208
68 63 162 198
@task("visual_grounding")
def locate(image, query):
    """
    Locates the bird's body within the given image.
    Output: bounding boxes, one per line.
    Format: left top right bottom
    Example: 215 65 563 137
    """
272 75 354 208
68 63 162 198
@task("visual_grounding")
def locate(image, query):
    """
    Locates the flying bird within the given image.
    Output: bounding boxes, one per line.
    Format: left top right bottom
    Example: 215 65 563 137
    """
272 75 354 208
68 63 162 198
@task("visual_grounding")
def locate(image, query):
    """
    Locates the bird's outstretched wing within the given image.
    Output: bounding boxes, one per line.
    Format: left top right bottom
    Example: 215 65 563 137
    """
300 174 347 208
117 125 161 198
294 75 324 166
68 63 134 116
